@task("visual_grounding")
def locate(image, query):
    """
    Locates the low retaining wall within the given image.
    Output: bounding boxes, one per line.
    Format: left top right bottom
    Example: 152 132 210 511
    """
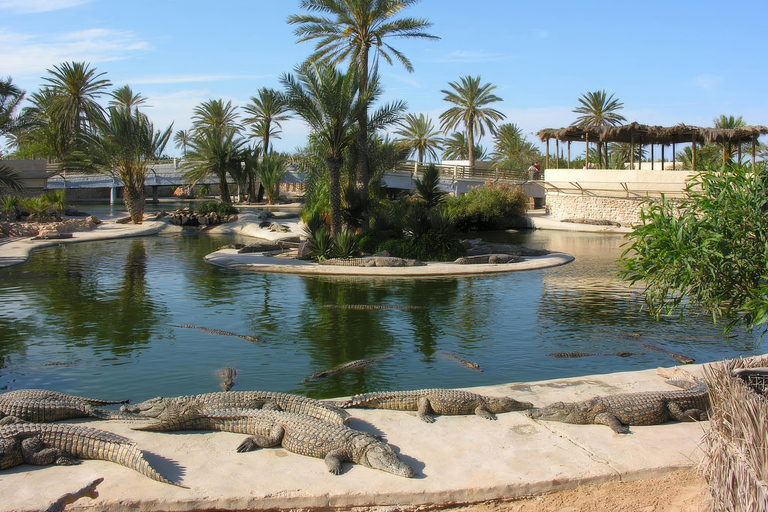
546 195 644 227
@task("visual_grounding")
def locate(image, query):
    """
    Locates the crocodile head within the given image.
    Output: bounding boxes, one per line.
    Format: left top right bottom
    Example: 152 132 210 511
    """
486 396 534 413
528 400 594 424
360 443 414 478
120 397 172 418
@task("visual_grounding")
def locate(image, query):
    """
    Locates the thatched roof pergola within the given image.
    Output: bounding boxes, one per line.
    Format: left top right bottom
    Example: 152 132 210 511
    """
536 123 768 170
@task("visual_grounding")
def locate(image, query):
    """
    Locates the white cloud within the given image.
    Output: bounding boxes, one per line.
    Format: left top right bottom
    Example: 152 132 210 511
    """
0 28 150 75
0 0 89 13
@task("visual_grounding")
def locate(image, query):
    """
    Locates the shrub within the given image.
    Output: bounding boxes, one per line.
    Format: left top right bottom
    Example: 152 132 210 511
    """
1 196 21 221
196 200 238 217
307 226 333 260
22 196 51 222
330 229 361 258
446 182 528 231
258 155 287 205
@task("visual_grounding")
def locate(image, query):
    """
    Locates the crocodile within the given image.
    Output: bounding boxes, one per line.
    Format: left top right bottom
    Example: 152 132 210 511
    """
321 304 424 310
527 380 709 433
547 352 644 358
302 355 393 382
0 422 183 486
454 254 522 265
337 388 533 423
0 389 128 406
122 390 350 425
618 333 695 364
440 352 482 371
218 367 237 391
134 406 413 478
0 398 136 424
170 324 264 343
318 256 425 267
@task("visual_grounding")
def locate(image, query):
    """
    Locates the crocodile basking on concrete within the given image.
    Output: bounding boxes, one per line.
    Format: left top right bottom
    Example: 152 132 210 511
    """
0 389 129 406
319 256 425 267
337 388 533 423
134 406 413 477
0 422 183 486
170 324 264 343
0 398 136 424
454 254 522 265
122 390 350 425
527 380 709 433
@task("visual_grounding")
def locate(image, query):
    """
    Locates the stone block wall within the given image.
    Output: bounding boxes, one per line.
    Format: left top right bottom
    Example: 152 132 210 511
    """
546 195 644 227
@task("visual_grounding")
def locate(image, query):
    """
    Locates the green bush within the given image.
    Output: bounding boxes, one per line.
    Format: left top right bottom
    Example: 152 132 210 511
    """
196 200 238 217
446 182 528 231
330 229 361 259
1 196 21 221
307 226 333 260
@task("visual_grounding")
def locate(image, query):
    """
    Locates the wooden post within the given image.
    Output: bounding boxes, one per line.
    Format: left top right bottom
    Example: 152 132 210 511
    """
546 139 550 169
737 136 742 164
651 144 654 170
568 141 571 169
661 145 665 169
692 133 697 171
673 143 676 169
630 132 635 170
556 139 560 168
585 133 589 169
753 135 757 170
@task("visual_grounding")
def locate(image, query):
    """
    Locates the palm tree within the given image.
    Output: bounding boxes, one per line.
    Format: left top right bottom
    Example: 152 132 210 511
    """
440 75 505 170
42 61 111 140
442 131 488 161
243 88 291 155
173 129 191 156
109 85 148 112
0 77 25 191
491 123 541 170
288 0 438 200
393 113 443 163
91 106 172 223
281 63 363 237
571 90 626 168
185 99 244 203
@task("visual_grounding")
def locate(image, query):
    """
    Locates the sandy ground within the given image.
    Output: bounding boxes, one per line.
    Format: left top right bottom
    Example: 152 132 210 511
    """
443 470 706 512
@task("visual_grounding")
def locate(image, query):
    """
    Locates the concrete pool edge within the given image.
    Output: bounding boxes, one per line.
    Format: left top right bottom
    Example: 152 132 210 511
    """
0 359 738 512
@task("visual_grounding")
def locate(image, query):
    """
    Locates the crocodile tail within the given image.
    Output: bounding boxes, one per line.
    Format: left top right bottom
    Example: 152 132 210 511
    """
330 399 354 409
117 443 187 487
91 409 146 420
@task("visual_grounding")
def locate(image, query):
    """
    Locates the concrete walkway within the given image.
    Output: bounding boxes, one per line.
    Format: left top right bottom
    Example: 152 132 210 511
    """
1 363 715 512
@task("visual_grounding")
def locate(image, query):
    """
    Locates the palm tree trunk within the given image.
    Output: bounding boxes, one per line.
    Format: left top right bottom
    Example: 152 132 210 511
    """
356 47 370 200
327 156 343 238
123 184 145 224
218 173 231 203
467 122 476 170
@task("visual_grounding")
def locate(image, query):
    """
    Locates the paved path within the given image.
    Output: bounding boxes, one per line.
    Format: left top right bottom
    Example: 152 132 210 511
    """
0 363 718 512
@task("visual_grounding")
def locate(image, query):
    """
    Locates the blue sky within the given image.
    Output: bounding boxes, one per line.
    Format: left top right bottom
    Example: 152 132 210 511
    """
2 0 766 157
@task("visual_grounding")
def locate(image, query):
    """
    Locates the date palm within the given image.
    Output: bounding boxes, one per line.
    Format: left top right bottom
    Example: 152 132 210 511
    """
443 131 486 161
43 61 111 138
174 129 191 156
572 90 626 168
440 75 505 170
394 113 443 163
109 85 148 112
491 123 541 170
185 99 244 203
288 0 438 200
281 63 364 237
0 77 25 191
243 88 291 155
91 106 172 223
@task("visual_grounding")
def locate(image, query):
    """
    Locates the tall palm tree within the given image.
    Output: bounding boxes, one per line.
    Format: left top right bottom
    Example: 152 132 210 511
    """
173 129 191 156
288 0 438 200
439 75 505 170
243 88 291 155
43 61 111 139
185 99 244 204
281 63 363 237
572 90 626 168
393 113 443 163
491 123 541 170
91 106 172 223
442 131 486 161
109 85 148 112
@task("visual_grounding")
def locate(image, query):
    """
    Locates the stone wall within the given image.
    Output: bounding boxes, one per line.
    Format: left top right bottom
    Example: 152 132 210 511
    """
546 195 644 227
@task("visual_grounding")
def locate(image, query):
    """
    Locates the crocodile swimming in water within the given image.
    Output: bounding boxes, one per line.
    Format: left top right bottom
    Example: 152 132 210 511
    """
321 304 424 310
122 390 350 425
170 324 264 343
302 355 393 382
547 352 644 358
618 333 695 364
0 422 183 486
337 388 533 423
133 405 414 478
527 379 709 433
440 352 482 371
